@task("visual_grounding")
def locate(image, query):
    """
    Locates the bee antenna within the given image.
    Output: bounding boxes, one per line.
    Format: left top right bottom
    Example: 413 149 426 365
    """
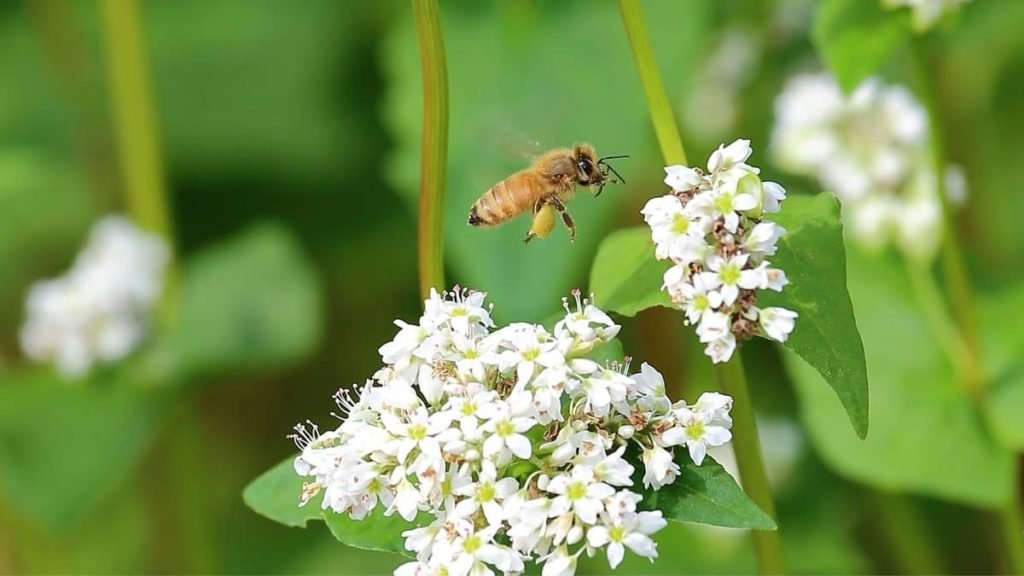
604 163 626 185
598 154 629 161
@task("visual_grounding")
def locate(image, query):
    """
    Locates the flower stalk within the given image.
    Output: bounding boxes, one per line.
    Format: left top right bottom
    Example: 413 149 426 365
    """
618 2 784 573
413 0 449 299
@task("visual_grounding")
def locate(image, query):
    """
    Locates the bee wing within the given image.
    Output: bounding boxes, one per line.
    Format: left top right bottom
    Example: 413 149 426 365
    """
492 125 546 161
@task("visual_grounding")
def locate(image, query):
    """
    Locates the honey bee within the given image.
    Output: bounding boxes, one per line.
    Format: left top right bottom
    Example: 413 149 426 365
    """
467 144 627 243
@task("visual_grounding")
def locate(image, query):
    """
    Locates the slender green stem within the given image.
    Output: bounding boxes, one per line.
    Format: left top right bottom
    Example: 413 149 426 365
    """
413 0 449 299
871 491 945 574
905 258 980 395
617 0 687 166
908 40 984 398
1000 467 1024 575
715 353 786 574
98 0 178 323
98 0 174 241
618 3 783 572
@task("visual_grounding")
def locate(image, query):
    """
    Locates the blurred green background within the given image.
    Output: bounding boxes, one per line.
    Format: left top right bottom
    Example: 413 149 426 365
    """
1 0 1022 573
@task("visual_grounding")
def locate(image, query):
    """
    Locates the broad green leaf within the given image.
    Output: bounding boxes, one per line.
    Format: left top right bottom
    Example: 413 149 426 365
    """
979 283 1024 449
639 456 776 531
787 246 1012 507
589 228 672 317
760 193 869 438
322 509 427 557
383 2 712 323
812 0 911 92
0 370 169 527
166 224 323 377
243 456 322 529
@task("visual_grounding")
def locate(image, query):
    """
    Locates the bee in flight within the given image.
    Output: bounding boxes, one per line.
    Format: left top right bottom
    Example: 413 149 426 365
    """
467 144 627 243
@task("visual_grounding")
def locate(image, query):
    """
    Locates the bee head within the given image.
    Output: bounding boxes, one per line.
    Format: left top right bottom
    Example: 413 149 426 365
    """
573 144 628 197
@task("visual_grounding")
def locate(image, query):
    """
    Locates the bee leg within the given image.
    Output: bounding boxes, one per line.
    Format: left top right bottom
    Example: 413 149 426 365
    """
547 196 576 243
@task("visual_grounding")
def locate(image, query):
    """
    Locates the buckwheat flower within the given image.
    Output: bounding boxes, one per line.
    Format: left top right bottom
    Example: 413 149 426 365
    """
642 140 798 363
588 510 667 569
882 0 971 32
481 412 536 461
289 289 737 575
547 467 615 526
641 445 679 490
757 306 799 343
772 72 946 260
663 407 733 466
663 165 702 192
20 215 168 378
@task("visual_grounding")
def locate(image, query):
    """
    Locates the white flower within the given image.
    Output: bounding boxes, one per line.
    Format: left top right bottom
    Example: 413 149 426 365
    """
704 332 737 364
289 289 736 576
701 254 764 305
757 306 798 342
708 139 753 174
771 72 945 260
547 467 615 525
481 412 536 461
641 445 679 490
19 216 168 378
664 407 733 465
587 510 667 569
663 165 702 192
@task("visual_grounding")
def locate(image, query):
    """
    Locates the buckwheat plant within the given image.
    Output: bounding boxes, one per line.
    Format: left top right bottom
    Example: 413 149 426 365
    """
290 287 734 576
771 72 943 260
641 139 798 364
20 216 169 378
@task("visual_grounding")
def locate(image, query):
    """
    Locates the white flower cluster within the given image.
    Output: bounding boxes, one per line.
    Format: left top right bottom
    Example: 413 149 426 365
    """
291 288 735 576
882 0 970 31
771 73 942 260
20 216 169 378
641 139 798 364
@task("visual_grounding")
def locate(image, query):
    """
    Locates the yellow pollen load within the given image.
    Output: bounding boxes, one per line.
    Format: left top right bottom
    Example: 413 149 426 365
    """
528 203 557 240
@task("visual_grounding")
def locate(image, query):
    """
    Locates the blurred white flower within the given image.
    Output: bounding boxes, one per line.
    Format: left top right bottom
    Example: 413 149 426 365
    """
292 289 736 576
642 140 799 364
771 72 959 261
19 216 169 378
882 0 971 31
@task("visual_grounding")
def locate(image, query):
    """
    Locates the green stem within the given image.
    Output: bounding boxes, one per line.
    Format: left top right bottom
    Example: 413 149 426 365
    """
905 258 980 395
98 0 174 241
715 353 786 575
413 0 449 299
617 0 687 166
618 3 783 572
908 40 984 398
871 491 945 574
1000 466 1024 575
98 0 178 322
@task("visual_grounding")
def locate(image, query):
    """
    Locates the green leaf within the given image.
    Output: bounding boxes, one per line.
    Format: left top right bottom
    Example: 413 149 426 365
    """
167 224 323 377
322 509 427 557
812 0 911 92
243 457 322 529
383 2 713 323
979 283 1024 449
589 227 673 317
640 456 776 531
760 193 869 438
787 246 1013 507
0 370 170 527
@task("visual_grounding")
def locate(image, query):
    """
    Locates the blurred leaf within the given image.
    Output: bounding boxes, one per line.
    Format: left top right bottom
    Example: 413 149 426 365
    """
812 0 911 92
589 227 672 317
243 456 322 529
760 193 869 438
787 246 1012 507
167 224 322 377
639 456 776 530
383 1 712 323
979 283 1024 449
0 370 170 527
322 508 425 558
